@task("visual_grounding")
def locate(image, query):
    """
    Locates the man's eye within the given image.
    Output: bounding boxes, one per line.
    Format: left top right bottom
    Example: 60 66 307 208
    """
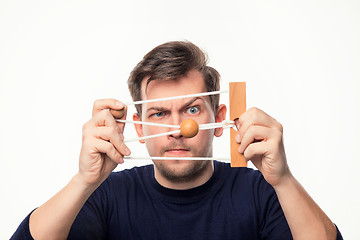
187 106 199 114
153 112 164 117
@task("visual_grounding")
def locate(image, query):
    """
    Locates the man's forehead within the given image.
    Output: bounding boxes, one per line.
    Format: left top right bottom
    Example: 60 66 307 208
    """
144 96 207 110
140 71 206 100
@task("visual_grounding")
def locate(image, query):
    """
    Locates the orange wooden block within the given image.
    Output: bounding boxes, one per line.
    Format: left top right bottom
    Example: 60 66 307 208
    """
229 82 247 167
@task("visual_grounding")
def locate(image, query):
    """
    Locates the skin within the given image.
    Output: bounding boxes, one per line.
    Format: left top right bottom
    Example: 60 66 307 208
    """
133 70 226 189
29 69 337 240
30 99 130 240
235 108 337 239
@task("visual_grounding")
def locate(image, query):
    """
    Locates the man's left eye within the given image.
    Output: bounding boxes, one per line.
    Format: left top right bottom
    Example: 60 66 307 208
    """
187 106 199 114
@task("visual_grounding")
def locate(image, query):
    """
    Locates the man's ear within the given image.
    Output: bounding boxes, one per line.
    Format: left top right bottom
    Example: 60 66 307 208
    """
133 113 145 144
214 104 227 137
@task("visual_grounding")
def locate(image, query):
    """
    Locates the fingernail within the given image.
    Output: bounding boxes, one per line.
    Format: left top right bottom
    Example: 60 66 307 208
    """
124 147 131 156
234 119 240 130
238 146 244 154
116 101 124 109
236 134 241 143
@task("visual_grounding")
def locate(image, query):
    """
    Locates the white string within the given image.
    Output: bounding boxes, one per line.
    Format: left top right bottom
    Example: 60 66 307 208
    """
118 91 233 160
124 130 180 143
123 90 228 105
118 90 233 143
123 156 230 161
116 119 234 130
123 120 234 143
116 119 180 128
199 120 234 130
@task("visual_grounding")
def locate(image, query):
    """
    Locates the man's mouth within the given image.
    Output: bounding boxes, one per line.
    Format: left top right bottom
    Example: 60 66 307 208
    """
164 148 190 156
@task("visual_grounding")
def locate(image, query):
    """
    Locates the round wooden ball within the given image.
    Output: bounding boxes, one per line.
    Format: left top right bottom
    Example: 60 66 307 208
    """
180 119 199 138
110 108 125 119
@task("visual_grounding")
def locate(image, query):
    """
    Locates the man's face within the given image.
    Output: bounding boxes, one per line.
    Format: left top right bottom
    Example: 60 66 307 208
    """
133 70 223 183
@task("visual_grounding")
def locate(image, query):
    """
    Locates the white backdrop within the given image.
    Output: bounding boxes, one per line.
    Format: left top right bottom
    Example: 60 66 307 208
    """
1 0 359 238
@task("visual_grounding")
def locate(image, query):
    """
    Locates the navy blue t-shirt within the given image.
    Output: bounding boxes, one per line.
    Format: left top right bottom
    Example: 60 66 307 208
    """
11 161 343 239
69 161 291 239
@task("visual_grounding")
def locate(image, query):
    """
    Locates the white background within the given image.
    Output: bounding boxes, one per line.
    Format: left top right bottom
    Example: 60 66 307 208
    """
1 0 359 238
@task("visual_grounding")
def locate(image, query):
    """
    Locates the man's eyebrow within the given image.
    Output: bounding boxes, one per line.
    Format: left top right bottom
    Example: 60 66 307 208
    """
181 97 205 109
146 106 169 112
145 97 206 113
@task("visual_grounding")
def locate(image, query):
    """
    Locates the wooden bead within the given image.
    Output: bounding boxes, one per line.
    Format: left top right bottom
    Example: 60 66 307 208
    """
110 108 125 119
180 119 199 138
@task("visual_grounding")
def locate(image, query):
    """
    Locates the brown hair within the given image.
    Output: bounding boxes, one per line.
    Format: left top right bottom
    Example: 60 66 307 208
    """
127 41 220 114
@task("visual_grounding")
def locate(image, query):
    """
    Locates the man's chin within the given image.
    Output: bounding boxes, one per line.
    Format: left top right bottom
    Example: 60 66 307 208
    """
152 158 195 170
153 152 200 167
152 159 209 183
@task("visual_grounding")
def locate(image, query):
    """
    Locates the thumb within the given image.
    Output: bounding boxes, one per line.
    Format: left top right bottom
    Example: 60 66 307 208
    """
92 99 128 132
112 105 128 132
92 99 125 117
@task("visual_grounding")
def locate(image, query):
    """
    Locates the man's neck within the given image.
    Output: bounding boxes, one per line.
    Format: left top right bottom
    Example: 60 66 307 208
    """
153 161 215 190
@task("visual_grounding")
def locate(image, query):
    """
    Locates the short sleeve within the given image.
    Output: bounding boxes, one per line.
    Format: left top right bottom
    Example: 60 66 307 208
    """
257 183 293 239
10 210 36 240
335 224 343 240
68 180 111 239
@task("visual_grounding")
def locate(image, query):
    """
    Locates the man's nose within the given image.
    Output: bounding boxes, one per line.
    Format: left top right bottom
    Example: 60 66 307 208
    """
168 115 183 139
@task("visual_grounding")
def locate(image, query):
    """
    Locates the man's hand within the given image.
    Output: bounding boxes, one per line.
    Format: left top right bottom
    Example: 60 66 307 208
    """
236 107 338 239
235 107 290 187
30 99 131 240
78 99 131 189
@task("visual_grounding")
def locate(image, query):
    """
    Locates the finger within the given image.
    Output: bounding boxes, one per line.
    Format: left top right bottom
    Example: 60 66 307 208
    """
115 105 127 133
91 109 119 128
92 126 131 156
92 99 125 117
92 99 128 134
87 110 130 156
237 107 281 142
243 141 268 170
92 138 124 164
238 125 273 154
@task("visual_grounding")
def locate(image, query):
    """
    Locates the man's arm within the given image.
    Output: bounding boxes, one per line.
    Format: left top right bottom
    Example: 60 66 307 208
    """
29 174 97 240
273 173 337 239
236 107 337 240
29 99 130 240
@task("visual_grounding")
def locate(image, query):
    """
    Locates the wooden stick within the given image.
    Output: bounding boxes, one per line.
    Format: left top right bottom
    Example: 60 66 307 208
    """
229 82 247 167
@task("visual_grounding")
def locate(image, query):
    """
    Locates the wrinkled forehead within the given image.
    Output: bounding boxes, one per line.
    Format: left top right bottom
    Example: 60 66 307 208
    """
140 72 207 108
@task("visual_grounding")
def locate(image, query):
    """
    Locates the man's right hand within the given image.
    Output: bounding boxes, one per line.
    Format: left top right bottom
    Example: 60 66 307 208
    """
29 99 131 240
77 99 131 189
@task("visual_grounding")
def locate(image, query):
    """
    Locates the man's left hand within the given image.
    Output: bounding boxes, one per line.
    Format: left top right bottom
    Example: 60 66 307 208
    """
236 107 290 187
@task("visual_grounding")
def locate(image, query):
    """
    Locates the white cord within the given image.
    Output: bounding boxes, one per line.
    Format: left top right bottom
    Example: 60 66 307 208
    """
116 119 180 128
123 90 228 105
118 91 234 161
124 130 180 143
123 156 230 161
116 119 234 130
199 120 234 130
123 120 234 143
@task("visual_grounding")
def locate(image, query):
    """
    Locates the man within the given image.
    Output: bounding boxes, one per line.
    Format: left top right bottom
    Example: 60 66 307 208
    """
12 41 342 239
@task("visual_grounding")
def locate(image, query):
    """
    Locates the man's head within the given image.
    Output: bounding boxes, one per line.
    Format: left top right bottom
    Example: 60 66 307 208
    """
127 41 226 189
127 41 221 115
